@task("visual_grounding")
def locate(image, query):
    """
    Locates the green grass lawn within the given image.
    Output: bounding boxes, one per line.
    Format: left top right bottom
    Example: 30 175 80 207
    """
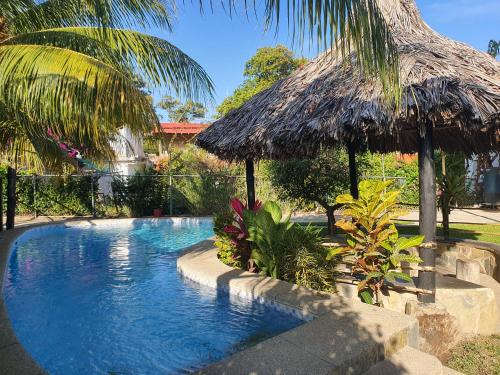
299 221 500 245
396 222 500 245
446 335 500 375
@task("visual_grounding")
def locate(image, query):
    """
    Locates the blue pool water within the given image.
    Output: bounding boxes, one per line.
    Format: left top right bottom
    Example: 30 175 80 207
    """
3 219 303 374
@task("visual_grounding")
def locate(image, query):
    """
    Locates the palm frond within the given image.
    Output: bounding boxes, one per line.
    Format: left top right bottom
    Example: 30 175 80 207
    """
3 27 214 102
220 0 399 98
0 115 119 172
2 0 175 34
0 44 160 137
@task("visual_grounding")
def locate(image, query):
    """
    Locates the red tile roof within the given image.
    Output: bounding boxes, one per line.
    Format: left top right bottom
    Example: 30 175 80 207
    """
155 123 209 134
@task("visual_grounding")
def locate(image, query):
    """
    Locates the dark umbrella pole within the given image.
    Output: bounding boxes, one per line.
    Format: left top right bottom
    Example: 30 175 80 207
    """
245 159 256 210
417 122 437 303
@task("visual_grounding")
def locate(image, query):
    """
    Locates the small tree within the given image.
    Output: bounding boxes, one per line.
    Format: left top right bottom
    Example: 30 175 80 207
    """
437 152 467 240
216 45 306 117
157 95 207 123
266 148 368 234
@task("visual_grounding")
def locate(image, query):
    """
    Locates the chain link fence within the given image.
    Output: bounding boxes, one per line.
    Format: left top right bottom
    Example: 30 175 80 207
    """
2 173 490 220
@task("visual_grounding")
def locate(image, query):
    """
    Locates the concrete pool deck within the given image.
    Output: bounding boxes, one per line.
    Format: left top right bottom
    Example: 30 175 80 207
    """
1 218 452 374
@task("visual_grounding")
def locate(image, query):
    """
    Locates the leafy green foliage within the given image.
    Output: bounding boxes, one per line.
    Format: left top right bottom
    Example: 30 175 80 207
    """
244 201 294 277
281 227 337 292
215 236 242 269
327 180 423 305
267 147 370 232
111 171 169 217
259 0 400 102
216 45 306 117
157 95 207 123
366 153 419 205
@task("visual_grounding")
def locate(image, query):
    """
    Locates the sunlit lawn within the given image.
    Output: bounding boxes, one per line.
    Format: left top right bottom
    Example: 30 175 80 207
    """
395 222 500 245
446 335 500 375
301 221 500 245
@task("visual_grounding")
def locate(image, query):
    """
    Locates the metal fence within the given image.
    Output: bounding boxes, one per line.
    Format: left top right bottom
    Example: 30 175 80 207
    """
2 172 489 220
8 173 289 219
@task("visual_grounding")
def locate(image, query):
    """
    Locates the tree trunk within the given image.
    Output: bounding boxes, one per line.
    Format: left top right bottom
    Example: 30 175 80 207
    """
326 206 335 235
347 143 359 199
6 167 16 230
442 200 450 240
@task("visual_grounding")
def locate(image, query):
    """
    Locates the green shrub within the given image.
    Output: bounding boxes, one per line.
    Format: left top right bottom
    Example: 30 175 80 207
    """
282 225 337 292
215 236 241 269
241 201 336 290
213 208 234 237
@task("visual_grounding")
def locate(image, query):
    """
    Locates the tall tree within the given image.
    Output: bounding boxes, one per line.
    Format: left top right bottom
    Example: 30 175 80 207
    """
217 45 306 117
267 148 369 234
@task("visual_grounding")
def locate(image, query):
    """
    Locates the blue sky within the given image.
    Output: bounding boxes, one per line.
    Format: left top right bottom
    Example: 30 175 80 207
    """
146 0 500 120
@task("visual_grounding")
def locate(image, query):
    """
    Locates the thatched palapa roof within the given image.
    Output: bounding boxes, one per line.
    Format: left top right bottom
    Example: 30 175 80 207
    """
196 0 500 161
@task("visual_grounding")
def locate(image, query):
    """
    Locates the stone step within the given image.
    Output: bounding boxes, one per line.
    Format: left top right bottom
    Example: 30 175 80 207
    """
363 346 448 375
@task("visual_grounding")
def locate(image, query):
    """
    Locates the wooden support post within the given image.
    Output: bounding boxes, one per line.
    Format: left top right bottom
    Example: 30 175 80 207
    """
6 167 16 230
417 121 436 303
348 143 359 199
245 159 256 210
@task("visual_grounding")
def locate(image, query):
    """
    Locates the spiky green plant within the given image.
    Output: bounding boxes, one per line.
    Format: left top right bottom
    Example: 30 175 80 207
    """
327 180 423 305
438 173 467 240
0 0 214 170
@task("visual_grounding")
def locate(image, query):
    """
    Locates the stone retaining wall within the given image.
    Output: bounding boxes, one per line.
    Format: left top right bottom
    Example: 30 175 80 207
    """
435 239 500 281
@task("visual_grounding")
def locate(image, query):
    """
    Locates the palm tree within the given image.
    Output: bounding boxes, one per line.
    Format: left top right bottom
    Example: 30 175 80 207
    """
0 0 215 170
1 0 399 170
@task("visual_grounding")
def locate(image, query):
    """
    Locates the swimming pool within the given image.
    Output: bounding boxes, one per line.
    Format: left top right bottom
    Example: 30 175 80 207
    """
2 219 304 374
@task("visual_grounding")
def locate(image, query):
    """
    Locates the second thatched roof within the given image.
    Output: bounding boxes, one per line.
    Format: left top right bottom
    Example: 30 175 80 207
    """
197 0 500 161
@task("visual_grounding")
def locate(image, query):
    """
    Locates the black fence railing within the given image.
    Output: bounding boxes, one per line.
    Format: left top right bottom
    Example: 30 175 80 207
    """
1 173 490 220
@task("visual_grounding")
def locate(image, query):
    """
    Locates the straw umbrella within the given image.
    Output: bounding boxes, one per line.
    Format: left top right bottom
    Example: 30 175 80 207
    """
196 0 500 302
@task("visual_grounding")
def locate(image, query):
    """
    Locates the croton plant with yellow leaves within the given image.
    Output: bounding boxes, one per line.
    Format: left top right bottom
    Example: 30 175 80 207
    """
327 180 424 305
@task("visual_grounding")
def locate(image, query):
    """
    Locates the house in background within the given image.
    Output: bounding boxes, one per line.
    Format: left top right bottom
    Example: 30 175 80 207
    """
153 122 209 154
99 126 150 195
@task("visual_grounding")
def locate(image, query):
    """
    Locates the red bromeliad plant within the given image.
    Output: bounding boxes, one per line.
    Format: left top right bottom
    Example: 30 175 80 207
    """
224 198 262 270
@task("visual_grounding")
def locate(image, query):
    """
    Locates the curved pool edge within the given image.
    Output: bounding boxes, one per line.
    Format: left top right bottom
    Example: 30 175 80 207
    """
0 222 54 375
178 244 421 375
0 217 212 375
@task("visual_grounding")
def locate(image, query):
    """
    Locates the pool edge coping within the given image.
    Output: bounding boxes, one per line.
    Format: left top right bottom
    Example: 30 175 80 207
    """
177 242 421 375
0 217 212 375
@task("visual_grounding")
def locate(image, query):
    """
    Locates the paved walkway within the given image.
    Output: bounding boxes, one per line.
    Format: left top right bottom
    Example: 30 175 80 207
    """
1 215 91 229
292 208 500 225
